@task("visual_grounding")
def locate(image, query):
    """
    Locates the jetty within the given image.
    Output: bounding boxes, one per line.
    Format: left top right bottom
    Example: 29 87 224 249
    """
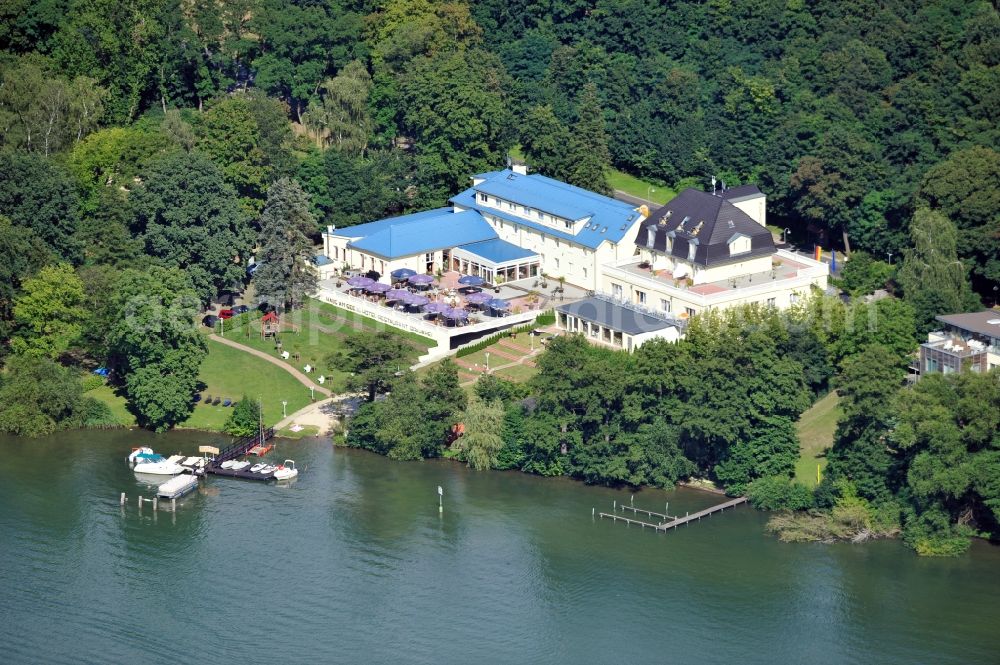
598 496 748 533
206 427 278 481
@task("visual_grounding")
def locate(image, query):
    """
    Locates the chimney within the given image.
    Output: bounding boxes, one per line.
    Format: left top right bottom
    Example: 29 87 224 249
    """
512 163 528 175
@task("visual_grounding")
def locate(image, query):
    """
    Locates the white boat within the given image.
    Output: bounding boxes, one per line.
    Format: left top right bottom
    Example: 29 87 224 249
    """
273 460 298 480
220 460 237 469
132 451 185 475
127 447 154 465
250 463 265 473
231 461 250 471
156 474 199 499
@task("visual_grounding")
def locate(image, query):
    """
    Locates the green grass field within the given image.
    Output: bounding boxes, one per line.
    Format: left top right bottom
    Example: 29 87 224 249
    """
493 363 537 383
606 169 675 204
795 391 842 486
87 339 315 431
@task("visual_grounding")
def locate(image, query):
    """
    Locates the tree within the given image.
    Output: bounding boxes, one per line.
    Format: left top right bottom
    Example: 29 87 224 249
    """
898 208 981 334
11 264 87 359
398 49 513 199
253 178 318 310
0 355 111 436
195 92 295 210
918 146 1000 288
304 59 372 154
0 218 52 347
0 153 82 262
569 82 611 194
107 266 207 431
131 151 252 303
824 344 906 503
520 104 573 180
335 332 411 401
894 372 1000 556
837 251 895 297
458 399 506 470
225 395 260 438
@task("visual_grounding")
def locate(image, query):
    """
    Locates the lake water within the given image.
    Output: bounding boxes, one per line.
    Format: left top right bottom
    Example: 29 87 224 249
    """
1 430 998 664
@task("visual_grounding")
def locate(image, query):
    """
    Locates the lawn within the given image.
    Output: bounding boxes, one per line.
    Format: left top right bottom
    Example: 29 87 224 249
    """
182 338 314 430
606 169 675 205
85 384 135 427
795 391 842 486
493 363 537 383
509 144 675 205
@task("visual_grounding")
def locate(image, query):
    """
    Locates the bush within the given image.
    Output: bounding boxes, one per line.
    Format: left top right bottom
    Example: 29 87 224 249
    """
80 373 105 392
748 476 814 511
224 395 259 437
535 310 555 325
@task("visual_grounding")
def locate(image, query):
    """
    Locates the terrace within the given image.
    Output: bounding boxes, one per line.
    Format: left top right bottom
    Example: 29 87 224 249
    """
603 249 828 310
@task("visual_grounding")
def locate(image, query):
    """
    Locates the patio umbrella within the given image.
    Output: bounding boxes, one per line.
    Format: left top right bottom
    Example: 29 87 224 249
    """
458 275 484 286
443 307 469 320
424 302 448 314
391 268 417 280
465 292 492 305
347 275 375 288
457 286 483 294
408 274 435 286
365 282 391 294
407 294 430 307
486 298 510 310
386 288 411 300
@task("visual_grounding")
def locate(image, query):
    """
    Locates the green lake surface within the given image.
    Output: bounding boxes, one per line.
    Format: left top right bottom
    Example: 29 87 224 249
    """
1 430 998 664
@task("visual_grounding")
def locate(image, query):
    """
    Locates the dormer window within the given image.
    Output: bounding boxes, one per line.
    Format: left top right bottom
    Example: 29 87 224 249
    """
646 227 656 248
688 242 696 261
478 192 487 203
728 234 752 256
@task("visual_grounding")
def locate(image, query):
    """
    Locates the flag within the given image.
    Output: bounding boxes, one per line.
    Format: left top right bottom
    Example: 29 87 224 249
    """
831 250 837 273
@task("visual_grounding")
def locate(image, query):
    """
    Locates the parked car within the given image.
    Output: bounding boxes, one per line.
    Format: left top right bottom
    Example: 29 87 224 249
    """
218 309 235 319
232 305 250 315
202 315 219 327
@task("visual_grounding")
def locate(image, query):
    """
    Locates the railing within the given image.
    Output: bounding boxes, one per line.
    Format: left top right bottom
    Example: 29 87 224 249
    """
215 427 275 463
589 290 687 328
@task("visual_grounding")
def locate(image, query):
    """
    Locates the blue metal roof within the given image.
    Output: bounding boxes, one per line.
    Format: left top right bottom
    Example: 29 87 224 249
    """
458 238 539 265
330 207 454 239
451 169 642 250
313 254 333 266
348 209 496 259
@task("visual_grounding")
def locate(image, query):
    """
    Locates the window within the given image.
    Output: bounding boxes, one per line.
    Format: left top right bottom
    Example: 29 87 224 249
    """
685 307 696 317
767 297 776 308
425 253 433 263
612 283 623 299
565 220 573 230
582 267 588 279
636 290 646 304
790 293 800 305
554 258 560 270
646 227 656 248
660 299 671 313
478 192 487 203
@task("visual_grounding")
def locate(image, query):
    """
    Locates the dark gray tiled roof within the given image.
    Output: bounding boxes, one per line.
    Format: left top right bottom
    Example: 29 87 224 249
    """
635 188 774 267
557 297 676 336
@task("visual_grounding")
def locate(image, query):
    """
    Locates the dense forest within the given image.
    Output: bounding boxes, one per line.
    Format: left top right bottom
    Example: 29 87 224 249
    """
0 1 998 554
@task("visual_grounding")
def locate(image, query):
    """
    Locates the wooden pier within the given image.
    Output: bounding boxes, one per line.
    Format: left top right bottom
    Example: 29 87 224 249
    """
205 427 278 482
655 496 748 531
598 496 748 533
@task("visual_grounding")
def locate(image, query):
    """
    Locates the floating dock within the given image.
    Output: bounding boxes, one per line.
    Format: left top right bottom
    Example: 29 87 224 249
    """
204 427 278 482
156 475 199 499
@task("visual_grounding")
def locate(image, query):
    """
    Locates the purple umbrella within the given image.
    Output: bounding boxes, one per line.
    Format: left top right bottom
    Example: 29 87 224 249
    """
458 275 484 286
366 282 391 294
407 294 430 307
386 288 411 301
424 302 448 314
408 274 434 286
486 298 510 310
465 292 492 305
347 275 375 288
443 307 469 320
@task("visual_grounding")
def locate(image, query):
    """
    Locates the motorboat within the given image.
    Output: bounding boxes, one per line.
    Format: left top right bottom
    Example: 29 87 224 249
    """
132 450 185 475
250 463 265 473
273 460 298 480
156 474 199 500
231 461 250 471
258 465 276 475
128 447 154 465
220 460 237 469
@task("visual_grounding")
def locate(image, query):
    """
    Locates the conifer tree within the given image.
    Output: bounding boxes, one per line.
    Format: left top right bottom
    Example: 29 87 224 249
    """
568 83 611 195
254 178 318 311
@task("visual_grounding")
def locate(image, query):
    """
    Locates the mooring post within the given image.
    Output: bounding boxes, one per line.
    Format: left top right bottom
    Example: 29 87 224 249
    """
592 507 595 517
613 499 616 511
631 494 634 506
138 495 143 511
153 496 158 511
120 492 126 506
172 498 177 511
666 502 669 516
